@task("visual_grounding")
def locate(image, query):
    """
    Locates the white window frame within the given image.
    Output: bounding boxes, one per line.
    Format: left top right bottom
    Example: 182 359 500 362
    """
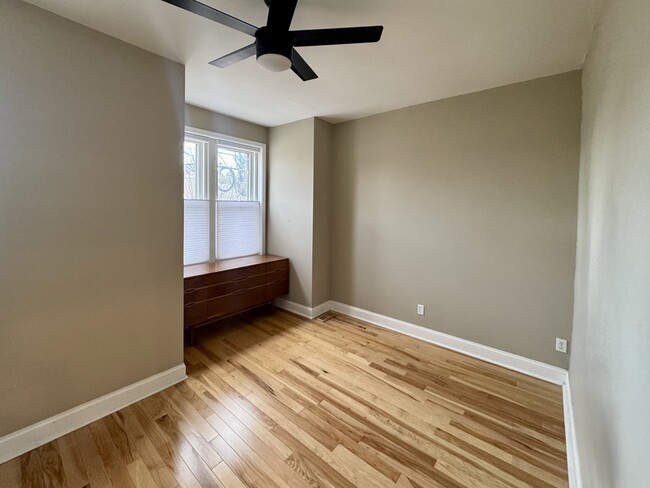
184 126 266 263
183 135 209 200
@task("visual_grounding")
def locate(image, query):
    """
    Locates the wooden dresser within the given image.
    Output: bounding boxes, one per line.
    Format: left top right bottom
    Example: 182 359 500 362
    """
183 255 289 342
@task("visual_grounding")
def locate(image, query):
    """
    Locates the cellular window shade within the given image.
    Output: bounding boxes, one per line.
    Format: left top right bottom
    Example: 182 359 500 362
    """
217 201 261 260
184 200 210 265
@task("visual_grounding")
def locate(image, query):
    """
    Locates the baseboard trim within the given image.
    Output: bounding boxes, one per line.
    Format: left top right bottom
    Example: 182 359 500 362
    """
274 298 330 320
563 378 582 488
328 301 568 386
0 364 186 464
276 299 567 385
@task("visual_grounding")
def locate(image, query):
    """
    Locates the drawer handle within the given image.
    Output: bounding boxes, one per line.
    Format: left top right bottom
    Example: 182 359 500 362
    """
269 279 282 284
232 288 249 295
185 301 197 307
185 288 198 294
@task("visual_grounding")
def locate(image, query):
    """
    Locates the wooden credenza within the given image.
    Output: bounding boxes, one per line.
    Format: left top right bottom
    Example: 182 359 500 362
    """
183 255 289 341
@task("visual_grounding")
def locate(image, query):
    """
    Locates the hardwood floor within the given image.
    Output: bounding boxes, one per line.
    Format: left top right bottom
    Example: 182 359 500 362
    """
0 310 568 487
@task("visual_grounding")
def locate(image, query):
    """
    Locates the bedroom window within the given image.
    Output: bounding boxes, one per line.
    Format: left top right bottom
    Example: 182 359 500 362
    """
183 130 265 265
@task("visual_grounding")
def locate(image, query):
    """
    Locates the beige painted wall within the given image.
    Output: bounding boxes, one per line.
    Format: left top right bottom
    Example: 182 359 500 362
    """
267 118 332 308
570 0 650 484
185 104 268 144
0 1 185 436
267 119 315 306
331 72 582 368
312 119 333 307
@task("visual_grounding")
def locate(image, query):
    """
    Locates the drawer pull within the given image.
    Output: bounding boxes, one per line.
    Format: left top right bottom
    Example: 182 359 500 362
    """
232 288 250 295
185 301 198 307
185 288 198 294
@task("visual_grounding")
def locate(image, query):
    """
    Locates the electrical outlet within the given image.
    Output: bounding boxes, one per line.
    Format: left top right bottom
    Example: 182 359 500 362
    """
555 338 568 354
417 304 425 316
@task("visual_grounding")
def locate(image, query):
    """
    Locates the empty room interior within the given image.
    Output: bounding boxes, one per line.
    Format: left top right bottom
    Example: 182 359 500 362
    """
1 0 648 486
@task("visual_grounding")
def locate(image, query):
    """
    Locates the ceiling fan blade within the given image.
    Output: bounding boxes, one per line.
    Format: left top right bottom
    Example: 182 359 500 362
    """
266 0 298 32
160 0 258 36
292 25 384 47
290 49 318 81
209 43 257 68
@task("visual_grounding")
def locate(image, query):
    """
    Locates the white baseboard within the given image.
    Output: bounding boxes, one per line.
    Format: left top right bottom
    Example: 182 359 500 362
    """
0 364 186 464
274 298 330 319
327 301 568 386
563 379 582 488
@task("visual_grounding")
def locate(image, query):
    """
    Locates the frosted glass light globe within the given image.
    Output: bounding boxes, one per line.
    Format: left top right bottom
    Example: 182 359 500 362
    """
257 53 292 72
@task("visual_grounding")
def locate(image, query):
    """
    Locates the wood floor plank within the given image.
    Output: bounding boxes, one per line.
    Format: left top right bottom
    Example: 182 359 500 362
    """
36 441 68 488
208 435 281 488
146 405 221 488
271 425 359 488
203 404 307 488
160 389 222 469
87 420 136 488
211 462 247 488
1 309 567 488
329 444 396 488
56 433 89 488
130 403 204 488
20 450 45 488
116 405 180 488
0 457 22 488
126 457 160 488
72 426 113 488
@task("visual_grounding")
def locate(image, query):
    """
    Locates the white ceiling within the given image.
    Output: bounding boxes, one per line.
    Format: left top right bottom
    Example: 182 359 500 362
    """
25 0 596 127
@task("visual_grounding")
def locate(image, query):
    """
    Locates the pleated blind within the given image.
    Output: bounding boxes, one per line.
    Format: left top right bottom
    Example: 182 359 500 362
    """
216 201 261 260
183 200 210 265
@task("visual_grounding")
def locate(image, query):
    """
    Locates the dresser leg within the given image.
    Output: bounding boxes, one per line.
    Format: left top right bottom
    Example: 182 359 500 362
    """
184 327 195 347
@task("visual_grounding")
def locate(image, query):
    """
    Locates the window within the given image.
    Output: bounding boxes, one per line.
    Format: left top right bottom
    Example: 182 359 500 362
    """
183 130 265 265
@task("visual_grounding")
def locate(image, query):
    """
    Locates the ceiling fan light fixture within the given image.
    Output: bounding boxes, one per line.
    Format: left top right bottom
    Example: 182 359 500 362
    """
257 53 292 72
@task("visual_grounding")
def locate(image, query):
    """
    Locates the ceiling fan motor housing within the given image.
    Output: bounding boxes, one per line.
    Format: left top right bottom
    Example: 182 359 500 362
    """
255 27 292 60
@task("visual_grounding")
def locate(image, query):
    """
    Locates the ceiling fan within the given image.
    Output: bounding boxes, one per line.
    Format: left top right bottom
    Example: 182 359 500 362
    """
161 0 384 81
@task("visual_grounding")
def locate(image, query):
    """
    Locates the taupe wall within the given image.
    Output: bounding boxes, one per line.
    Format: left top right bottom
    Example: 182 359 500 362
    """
570 0 650 484
185 104 268 144
312 119 333 306
267 118 333 308
0 1 185 436
331 72 582 368
267 119 315 306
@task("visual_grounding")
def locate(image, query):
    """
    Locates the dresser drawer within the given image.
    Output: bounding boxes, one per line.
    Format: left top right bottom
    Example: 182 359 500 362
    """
266 278 289 300
209 264 266 285
185 275 212 290
184 286 208 304
206 285 267 320
266 260 289 283
184 301 207 327
266 260 288 274
184 263 266 289
207 272 267 299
